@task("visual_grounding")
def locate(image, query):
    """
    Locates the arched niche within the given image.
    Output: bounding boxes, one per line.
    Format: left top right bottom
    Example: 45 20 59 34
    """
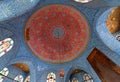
0 0 39 21
0 63 30 82
65 67 94 82
69 69 93 82
6 57 36 82
0 27 19 71
96 7 120 55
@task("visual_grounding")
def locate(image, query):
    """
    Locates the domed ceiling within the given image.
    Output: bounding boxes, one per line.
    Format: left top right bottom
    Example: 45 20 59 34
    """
25 4 90 63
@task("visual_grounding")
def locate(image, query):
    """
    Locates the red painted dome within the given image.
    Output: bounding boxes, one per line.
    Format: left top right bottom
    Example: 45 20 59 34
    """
25 4 90 63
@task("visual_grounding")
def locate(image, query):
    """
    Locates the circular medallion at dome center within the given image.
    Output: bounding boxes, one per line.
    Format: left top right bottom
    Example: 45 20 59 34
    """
52 27 65 39
25 4 90 63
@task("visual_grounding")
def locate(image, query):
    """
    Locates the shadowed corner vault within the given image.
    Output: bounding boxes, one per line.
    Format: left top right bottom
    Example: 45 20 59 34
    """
87 48 120 82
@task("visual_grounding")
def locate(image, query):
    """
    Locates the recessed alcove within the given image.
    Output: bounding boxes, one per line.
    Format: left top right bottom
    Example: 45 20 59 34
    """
0 63 30 82
68 69 93 82
13 63 30 82
0 27 19 72
96 6 120 55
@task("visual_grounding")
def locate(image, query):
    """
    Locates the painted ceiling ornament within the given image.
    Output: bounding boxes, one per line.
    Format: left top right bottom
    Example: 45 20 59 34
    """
0 38 14 57
0 67 9 82
0 0 39 21
59 70 65 78
25 4 90 63
74 0 93 3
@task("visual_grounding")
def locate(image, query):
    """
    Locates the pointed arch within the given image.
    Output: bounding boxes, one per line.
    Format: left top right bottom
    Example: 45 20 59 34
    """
8 57 37 82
